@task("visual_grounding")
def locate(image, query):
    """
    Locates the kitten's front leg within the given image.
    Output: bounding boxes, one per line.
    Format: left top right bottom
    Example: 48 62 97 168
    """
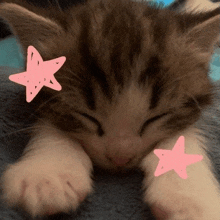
1 120 93 217
140 127 220 220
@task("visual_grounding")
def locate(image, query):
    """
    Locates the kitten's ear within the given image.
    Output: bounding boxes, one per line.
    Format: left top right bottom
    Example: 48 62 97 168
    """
0 3 64 55
186 14 220 52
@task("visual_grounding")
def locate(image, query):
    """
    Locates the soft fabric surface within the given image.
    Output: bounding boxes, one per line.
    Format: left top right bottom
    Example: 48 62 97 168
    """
0 7 220 220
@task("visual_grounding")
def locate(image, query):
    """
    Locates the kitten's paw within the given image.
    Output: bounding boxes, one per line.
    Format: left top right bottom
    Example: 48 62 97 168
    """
144 183 220 220
1 159 93 217
149 199 203 220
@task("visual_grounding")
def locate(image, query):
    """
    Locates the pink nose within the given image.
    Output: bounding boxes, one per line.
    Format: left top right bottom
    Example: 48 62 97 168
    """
109 157 132 166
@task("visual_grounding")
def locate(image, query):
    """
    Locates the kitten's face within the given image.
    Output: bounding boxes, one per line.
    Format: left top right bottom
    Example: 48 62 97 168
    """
67 81 169 170
1 0 219 170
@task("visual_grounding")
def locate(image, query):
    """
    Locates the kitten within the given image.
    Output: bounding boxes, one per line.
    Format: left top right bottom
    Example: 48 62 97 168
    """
0 0 220 219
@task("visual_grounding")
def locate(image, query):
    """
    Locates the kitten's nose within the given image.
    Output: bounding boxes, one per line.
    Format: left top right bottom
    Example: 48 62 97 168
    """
108 156 132 166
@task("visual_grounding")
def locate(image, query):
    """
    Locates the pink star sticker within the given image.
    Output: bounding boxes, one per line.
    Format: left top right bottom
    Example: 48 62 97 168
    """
9 45 66 102
154 136 203 179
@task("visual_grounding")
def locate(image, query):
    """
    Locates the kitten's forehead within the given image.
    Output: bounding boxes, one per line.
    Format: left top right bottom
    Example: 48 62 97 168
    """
56 0 214 118
101 81 151 116
92 81 152 135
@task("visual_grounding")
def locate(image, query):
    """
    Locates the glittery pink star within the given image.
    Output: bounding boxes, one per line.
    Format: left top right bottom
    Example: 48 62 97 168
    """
9 46 66 102
154 136 203 179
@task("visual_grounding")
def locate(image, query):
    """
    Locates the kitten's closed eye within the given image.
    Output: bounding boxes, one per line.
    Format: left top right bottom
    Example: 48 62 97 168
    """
54 113 88 132
79 112 105 136
139 112 171 136
67 111 104 136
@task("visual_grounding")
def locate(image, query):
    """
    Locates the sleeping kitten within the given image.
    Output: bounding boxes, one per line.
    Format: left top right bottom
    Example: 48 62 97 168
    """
0 0 220 219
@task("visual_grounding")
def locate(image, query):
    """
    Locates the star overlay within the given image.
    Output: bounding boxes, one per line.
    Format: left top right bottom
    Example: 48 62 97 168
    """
9 45 66 102
154 136 203 179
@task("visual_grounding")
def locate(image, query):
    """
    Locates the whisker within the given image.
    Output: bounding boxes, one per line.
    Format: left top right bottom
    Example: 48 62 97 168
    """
61 68 84 82
0 125 40 138
199 123 220 131
184 92 203 111
164 73 191 90
47 0 63 13
54 0 63 13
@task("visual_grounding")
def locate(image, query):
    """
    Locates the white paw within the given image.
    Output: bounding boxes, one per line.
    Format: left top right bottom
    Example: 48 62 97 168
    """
1 159 93 217
144 181 220 220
